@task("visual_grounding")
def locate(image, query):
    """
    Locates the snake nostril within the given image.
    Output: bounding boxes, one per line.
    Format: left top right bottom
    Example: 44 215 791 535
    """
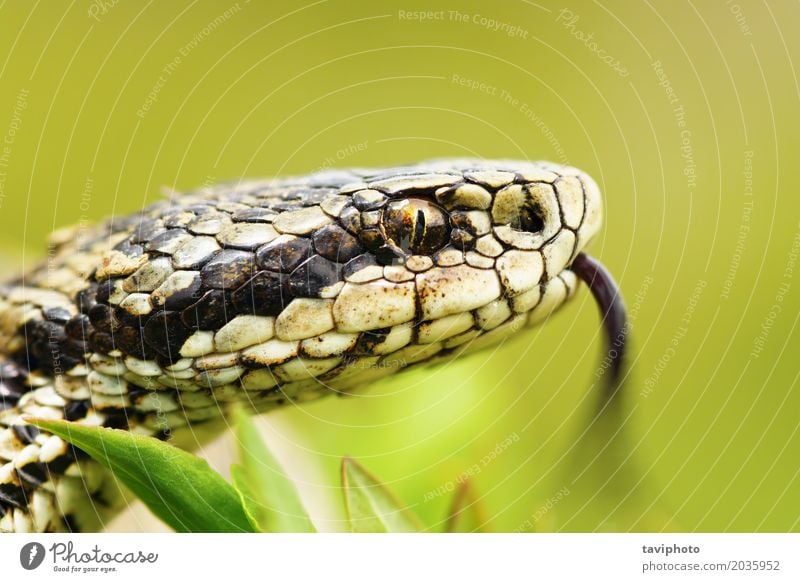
512 203 545 234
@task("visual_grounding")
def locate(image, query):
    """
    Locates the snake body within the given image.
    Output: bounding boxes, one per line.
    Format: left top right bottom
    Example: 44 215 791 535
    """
0 158 605 532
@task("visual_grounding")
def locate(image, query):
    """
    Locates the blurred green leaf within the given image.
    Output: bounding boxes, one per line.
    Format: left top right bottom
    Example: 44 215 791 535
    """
231 409 315 532
341 456 421 533
444 480 487 533
230 466 266 532
26 417 254 533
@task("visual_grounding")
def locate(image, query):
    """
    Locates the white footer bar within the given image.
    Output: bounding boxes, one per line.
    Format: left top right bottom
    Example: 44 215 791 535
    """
1 534 797 581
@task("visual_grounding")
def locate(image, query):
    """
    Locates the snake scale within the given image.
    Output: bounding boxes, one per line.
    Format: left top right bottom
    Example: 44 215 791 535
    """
0 158 625 532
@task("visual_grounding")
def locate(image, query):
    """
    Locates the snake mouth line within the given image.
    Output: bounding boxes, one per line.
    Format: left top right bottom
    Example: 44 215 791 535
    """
571 252 628 387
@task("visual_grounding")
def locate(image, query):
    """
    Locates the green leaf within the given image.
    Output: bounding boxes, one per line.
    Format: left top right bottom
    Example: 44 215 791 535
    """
444 480 488 533
341 456 422 533
26 417 254 533
230 465 264 532
231 409 315 532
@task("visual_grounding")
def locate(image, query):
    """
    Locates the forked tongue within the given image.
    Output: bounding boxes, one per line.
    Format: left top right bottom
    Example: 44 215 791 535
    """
554 253 670 529
571 252 628 397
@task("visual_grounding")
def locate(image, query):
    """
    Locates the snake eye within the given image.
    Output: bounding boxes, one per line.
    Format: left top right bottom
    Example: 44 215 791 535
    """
381 197 450 255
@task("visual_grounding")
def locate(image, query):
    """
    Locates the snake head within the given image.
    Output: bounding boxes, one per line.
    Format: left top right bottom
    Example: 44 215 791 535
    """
334 158 625 386
21 158 625 411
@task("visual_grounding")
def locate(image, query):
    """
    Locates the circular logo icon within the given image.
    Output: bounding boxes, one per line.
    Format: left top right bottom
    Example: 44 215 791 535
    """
20 542 46 570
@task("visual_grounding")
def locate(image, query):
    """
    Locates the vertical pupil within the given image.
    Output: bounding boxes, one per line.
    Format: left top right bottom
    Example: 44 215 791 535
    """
412 209 426 250
381 198 450 255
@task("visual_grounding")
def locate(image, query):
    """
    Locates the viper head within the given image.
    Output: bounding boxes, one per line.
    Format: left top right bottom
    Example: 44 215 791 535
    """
65 158 625 408
333 158 625 384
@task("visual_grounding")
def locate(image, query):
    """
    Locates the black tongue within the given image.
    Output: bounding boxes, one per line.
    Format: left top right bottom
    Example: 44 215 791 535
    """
571 253 628 391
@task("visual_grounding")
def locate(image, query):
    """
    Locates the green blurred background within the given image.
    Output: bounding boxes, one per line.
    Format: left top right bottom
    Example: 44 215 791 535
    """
0 0 797 532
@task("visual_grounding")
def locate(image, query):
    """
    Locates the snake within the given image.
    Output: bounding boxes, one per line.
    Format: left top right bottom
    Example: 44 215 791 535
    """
0 158 626 532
